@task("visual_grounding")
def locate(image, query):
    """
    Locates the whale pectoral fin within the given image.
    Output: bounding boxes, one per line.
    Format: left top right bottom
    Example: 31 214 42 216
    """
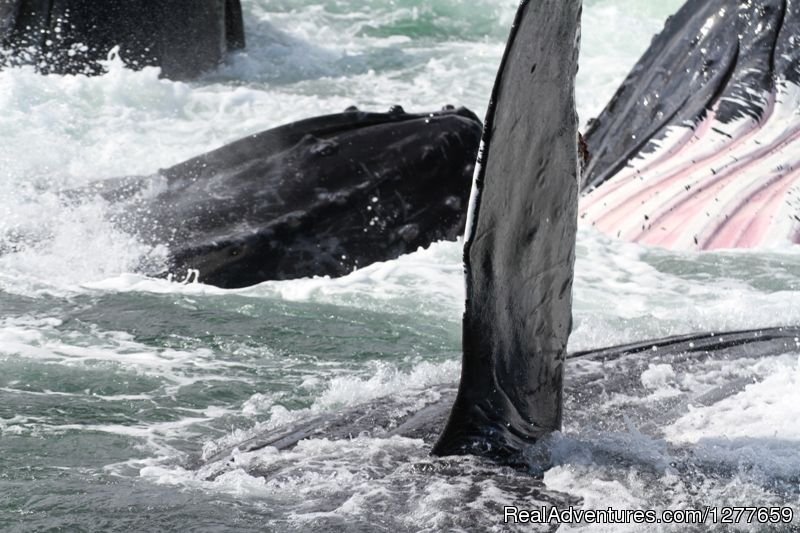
433 0 582 462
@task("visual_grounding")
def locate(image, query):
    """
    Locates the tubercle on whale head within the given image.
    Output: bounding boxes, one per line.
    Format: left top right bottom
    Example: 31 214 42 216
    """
433 0 582 464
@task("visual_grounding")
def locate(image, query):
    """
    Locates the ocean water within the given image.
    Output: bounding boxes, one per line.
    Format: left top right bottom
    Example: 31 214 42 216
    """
1 1 800 532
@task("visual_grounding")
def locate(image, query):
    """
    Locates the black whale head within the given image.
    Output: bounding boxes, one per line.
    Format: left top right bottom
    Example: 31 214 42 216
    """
433 0 582 461
105 107 483 289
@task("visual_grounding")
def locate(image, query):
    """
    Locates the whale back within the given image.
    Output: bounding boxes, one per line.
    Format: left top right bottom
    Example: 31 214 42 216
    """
433 0 582 460
196 326 800 466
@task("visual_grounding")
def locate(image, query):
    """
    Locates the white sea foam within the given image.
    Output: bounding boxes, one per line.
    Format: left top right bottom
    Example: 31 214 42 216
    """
78 239 466 320
199 358 459 461
666 353 800 442
537 346 800 532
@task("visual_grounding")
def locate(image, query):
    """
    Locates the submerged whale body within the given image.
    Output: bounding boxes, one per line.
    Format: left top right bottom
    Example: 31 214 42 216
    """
200 326 800 468
98 107 482 289
581 0 800 249
0 0 245 79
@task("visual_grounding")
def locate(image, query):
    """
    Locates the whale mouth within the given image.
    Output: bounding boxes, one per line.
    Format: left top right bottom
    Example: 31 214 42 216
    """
580 0 800 250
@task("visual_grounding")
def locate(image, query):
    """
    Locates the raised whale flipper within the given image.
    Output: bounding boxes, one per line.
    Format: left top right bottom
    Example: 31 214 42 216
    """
432 0 582 461
90 107 483 288
1 0 245 79
581 0 800 249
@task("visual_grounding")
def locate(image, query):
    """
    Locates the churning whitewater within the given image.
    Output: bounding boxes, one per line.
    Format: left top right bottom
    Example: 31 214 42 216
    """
1 1 799 532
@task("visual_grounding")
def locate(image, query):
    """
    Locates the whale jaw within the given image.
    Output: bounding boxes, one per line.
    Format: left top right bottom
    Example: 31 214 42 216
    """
580 0 800 250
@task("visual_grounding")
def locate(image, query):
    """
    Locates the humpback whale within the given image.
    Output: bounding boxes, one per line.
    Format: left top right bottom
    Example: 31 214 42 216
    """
92 107 483 289
580 0 800 250
0 0 245 79
197 0 800 477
